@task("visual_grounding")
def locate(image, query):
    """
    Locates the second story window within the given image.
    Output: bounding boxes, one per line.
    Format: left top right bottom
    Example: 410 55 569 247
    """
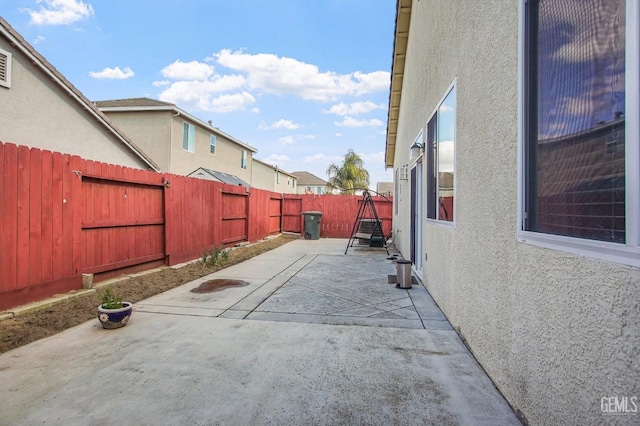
182 122 195 153
241 149 247 169
209 134 216 154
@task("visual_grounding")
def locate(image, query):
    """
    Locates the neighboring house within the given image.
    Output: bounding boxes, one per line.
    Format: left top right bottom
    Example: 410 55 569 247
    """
375 182 393 198
95 98 257 182
386 1 638 425
188 167 250 188
0 18 157 170
251 159 297 194
291 171 329 195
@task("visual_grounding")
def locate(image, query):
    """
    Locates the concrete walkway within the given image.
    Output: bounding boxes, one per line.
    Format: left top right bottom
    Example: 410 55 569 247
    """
0 239 520 425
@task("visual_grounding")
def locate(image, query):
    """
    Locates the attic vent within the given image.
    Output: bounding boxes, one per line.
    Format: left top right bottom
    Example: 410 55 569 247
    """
0 48 11 89
398 165 408 180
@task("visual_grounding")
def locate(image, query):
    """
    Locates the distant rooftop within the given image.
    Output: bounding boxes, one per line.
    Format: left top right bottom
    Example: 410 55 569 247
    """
291 171 327 186
94 98 175 108
188 167 250 188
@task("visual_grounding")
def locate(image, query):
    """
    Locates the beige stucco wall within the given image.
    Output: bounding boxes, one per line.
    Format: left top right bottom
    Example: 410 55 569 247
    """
101 110 171 170
0 39 150 169
276 173 296 194
392 1 639 425
251 161 276 191
251 162 296 193
169 117 253 183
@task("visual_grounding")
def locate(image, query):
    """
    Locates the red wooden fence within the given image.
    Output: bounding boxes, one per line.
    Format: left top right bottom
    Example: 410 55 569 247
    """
0 142 392 310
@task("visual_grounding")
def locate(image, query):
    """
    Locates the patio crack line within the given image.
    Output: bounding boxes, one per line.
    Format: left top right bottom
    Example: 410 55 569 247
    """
222 254 319 319
283 281 412 316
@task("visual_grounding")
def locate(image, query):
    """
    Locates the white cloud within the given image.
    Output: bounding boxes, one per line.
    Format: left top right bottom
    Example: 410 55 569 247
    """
251 108 260 113
210 92 256 113
214 49 390 101
334 117 384 127
258 119 301 130
358 152 386 164
302 153 342 164
24 0 94 26
438 141 455 173
157 77 248 111
298 134 316 140
152 80 171 87
33 35 46 44
89 66 134 80
161 60 215 81
324 101 384 116
279 136 295 146
265 154 291 164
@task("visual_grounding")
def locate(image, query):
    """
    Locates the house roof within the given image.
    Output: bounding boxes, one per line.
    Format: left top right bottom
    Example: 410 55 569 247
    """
95 98 174 108
253 158 297 179
95 97 258 153
0 17 160 172
291 171 327 186
188 167 250 187
385 0 412 168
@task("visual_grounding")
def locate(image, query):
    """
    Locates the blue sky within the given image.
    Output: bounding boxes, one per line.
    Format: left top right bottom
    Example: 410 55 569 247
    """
1 0 395 188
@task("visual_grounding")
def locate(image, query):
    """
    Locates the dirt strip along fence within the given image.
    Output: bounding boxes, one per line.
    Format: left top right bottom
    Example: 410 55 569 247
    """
0 141 392 310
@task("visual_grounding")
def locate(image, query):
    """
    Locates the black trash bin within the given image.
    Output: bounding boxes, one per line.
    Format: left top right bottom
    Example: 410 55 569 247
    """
301 211 323 240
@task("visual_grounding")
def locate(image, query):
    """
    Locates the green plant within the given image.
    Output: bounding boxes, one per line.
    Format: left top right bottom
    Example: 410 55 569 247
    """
100 288 123 310
202 246 229 268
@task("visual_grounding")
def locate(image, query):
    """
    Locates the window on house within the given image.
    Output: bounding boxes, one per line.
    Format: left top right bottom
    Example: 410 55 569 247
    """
182 122 195 153
277 171 281 184
426 84 456 222
241 149 247 169
209 134 216 154
523 0 634 245
0 48 12 89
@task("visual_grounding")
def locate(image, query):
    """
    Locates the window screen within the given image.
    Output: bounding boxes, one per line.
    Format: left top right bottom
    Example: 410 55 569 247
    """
525 0 626 243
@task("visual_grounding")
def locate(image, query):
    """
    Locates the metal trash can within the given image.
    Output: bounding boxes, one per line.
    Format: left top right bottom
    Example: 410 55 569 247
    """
396 260 413 289
301 211 323 240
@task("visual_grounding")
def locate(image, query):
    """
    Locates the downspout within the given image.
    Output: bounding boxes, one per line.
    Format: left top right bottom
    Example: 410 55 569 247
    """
170 110 181 171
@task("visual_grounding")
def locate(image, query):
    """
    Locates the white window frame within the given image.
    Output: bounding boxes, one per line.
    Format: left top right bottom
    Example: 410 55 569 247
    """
209 134 216 154
516 0 640 267
0 48 12 89
182 122 195 153
240 149 247 169
426 80 457 227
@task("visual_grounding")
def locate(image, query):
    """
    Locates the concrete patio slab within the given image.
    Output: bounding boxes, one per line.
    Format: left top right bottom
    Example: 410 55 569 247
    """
0 238 520 425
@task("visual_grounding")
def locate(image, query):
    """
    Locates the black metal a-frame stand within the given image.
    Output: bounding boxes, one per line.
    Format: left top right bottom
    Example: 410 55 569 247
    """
345 190 388 255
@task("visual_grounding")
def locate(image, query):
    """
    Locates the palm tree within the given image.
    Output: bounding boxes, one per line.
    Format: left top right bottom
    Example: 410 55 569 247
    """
326 149 370 194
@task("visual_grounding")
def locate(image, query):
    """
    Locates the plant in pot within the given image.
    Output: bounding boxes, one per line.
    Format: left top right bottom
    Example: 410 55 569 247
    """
97 288 132 329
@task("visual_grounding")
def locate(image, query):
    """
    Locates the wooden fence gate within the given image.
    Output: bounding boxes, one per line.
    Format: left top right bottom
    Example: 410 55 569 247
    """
81 172 165 278
282 196 302 233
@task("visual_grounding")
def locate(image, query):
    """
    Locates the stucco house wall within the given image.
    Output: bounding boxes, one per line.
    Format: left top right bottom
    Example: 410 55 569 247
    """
251 160 297 194
98 100 257 183
390 1 639 425
97 110 172 170
0 25 153 170
168 116 252 184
